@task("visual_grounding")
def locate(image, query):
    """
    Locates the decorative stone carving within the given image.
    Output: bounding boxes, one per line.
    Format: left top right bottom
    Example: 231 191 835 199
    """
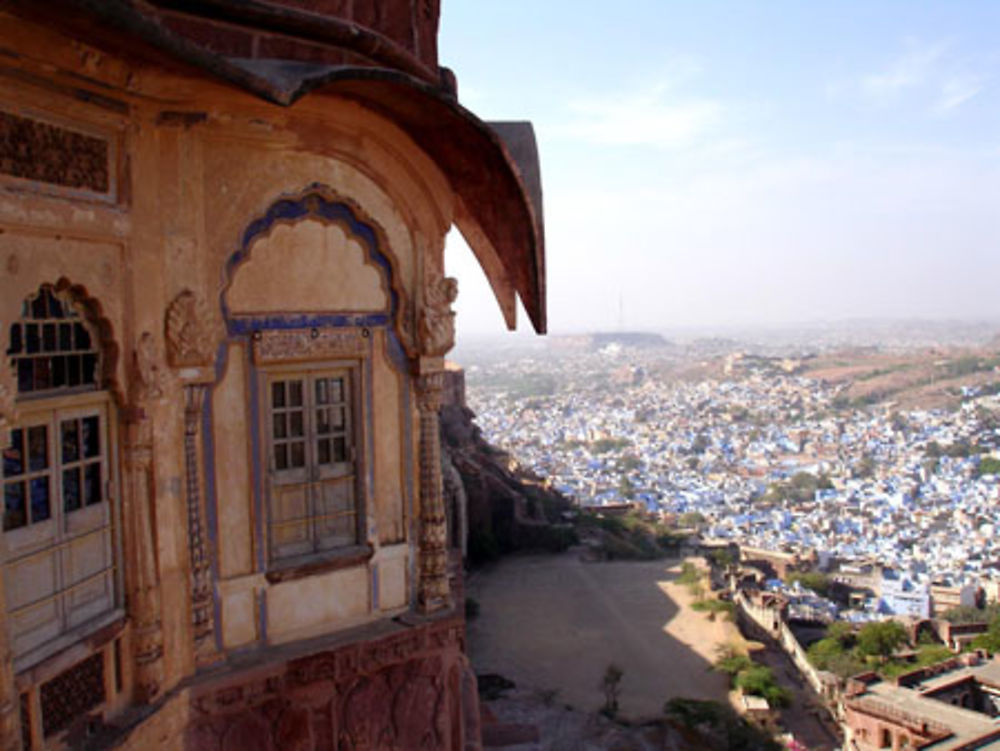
184 384 217 665
253 328 367 364
187 618 463 751
0 378 16 451
418 269 457 357
416 369 450 613
123 411 164 703
0 110 110 194
131 331 163 403
166 290 216 368
123 331 165 703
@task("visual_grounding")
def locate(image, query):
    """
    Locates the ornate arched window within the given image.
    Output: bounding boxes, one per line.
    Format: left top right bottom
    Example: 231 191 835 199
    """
3 284 121 674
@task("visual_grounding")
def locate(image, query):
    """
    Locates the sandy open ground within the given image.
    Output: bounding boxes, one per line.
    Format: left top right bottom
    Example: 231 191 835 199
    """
467 551 743 720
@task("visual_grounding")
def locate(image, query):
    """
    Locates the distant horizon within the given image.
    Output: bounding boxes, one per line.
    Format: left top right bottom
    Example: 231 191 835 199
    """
455 315 1000 342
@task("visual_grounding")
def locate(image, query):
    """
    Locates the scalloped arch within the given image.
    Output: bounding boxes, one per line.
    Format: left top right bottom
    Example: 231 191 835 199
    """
4 277 122 404
221 187 411 351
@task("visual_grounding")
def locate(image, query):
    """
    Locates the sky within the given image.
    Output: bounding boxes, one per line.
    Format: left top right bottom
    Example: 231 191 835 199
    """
436 1 1000 338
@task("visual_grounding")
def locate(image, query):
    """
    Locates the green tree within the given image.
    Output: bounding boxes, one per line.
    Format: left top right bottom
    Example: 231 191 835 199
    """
787 571 832 598
977 456 1000 478
856 621 908 661
601 663 624 716
678 511 706 529
733 665 791 707
709 549 735 569
677 561 701 584
942 604 1000 625
827 620 856 647
972 615 1000 654
714 646 753 678
807 637 844 670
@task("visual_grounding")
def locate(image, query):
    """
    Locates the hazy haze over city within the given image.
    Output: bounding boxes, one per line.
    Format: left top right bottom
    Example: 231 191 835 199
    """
439 1 1000 337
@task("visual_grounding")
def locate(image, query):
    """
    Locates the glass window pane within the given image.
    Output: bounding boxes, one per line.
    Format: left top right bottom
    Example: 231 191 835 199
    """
25 324 39 354
333 436 347 463
332 407 345 429
274 444 288 471
290 441 305 468
48 291 65 318
52 356 66 388
61 420 79 463
67 354 81 387
42 324 56 352
33 358 51 391
271 381 285 408
84 463 102 506
28 426 48 471
273 413 287 439
288 381 303 407
59 323 72 350
30 477 50 523
331 378 343 403
317 438 330 465
81 417 100 458
17 359 33 393
3 482 25 530
74 322 91 350
289 411 304 437
4 430 23 477
316 408 330 434
9 324 22 355
315 379 328 405
63 468 81 513
82 353 98 384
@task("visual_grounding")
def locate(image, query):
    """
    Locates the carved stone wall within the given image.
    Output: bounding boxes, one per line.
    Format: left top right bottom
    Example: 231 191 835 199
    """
185 617 476 751
0 110 110 194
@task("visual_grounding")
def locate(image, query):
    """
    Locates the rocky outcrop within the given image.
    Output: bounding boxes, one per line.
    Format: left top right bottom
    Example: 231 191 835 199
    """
440 364 575 565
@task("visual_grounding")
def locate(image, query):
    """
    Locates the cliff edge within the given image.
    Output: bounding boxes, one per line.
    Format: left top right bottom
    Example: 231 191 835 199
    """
440 364 576 565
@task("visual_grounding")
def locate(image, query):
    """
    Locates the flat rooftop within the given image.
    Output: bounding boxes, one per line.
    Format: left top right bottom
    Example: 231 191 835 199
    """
851 659 1000 750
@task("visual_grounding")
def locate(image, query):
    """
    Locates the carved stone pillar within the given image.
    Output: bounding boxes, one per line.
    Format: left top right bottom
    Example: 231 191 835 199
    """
416 364 450 613
122 410 164 703
123 333 165 703
183 384 216 665
165 290 218 667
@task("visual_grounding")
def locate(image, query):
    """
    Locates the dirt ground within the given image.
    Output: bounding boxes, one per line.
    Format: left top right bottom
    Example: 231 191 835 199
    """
467 551 743 721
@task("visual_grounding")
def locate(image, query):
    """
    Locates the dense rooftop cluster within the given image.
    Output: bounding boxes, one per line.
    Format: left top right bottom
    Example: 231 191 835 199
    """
467 345 1000 601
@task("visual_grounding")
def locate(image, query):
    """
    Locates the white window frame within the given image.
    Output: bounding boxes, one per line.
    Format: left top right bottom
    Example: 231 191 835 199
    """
259 359 366 569
3 390 124 673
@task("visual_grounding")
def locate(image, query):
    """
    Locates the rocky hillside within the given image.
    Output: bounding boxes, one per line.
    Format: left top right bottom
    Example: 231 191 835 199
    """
440 365 576 565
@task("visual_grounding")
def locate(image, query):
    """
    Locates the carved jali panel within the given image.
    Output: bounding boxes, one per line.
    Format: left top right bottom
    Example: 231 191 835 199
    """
0 110 110 194
40 652 105 737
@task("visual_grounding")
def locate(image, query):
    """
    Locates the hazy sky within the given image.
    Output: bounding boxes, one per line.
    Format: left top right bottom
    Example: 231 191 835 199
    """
437 1 1000 337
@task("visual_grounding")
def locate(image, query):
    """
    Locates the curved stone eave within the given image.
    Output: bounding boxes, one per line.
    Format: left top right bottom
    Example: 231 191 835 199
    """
4 0 546 333
252 65 546 334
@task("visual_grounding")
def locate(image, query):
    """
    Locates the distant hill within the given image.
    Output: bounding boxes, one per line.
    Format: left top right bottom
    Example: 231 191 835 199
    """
549 332 670 351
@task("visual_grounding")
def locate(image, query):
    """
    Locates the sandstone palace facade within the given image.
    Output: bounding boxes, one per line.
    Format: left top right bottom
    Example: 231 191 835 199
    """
0 2 544 749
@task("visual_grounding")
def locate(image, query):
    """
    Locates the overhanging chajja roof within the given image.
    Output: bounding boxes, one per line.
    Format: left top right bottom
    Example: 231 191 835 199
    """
8 0 545 333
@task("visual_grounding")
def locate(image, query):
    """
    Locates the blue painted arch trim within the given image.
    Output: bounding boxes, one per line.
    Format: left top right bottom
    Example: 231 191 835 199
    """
221 188 405 341
202 190 416 653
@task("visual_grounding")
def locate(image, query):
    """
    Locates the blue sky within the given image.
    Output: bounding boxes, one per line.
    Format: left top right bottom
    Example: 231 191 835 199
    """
438 2 1000 336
